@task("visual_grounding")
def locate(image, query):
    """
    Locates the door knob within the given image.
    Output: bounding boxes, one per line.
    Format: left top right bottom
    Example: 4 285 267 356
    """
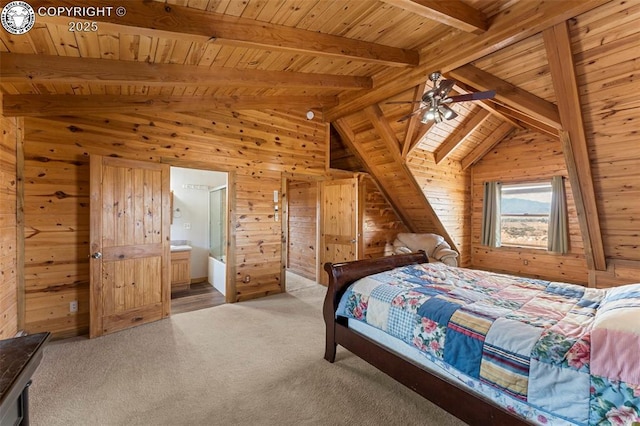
91 252 103 259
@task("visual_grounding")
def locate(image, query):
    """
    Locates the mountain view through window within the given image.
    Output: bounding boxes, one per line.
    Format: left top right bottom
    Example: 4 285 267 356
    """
501 182 552 248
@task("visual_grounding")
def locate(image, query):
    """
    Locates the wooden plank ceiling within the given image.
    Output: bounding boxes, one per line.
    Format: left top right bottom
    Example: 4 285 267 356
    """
0 0 613 268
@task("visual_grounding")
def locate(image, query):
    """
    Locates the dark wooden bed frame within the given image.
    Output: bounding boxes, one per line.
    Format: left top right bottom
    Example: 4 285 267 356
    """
323 252 530 426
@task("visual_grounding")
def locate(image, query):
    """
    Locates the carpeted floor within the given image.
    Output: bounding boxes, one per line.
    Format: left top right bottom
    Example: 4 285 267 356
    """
30 273 467 426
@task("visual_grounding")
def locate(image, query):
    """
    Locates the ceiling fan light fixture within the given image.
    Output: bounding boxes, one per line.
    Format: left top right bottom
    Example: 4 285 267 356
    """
420 108 434 124
424 108 436 121
439 104 457 120
421 105 455 123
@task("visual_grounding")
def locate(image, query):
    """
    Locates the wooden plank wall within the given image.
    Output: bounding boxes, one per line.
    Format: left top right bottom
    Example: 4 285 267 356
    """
22 109 326 337
570 2 640 285
287 180 317 280
591 260 640 289
362 175 409 259
471 129 589 284
406 151 471 266
0 116 19 338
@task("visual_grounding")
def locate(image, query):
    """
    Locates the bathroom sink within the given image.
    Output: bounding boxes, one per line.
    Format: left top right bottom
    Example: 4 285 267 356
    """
170 244 192 252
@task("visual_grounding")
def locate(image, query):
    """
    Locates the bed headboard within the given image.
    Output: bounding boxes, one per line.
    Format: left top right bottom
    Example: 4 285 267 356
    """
324 251 428 293
323 252 428 317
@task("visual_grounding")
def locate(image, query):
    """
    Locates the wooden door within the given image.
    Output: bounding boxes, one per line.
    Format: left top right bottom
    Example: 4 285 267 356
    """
319 177 361 285
89 156 171 338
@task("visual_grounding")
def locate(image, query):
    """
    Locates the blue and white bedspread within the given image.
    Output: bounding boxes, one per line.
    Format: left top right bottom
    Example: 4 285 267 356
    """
336 262 640 426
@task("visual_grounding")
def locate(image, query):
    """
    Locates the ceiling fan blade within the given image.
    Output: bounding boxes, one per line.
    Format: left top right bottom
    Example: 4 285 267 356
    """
385 100 423 104
437 79 456 98
397 108 425 122
446 90 496 103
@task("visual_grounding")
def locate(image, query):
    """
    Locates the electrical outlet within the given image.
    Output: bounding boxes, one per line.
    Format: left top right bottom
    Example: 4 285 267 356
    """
183 222 191 229
70 300 78 313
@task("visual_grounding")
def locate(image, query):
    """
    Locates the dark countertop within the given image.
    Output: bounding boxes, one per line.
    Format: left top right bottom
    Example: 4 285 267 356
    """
0 332 50 406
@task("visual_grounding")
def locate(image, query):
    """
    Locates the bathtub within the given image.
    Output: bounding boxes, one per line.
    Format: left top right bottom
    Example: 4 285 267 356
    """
208 255 226 296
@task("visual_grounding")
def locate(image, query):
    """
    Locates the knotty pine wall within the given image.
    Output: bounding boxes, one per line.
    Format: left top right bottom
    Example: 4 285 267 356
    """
0 116 19 338
406 150 471 266
470 129 589 284
570 1 640 286
21 110 327 337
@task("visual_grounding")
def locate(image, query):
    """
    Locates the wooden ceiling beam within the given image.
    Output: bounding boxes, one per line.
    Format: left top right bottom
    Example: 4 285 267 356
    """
364 104 404 160
491 104 559 138
405 122 435 158
461 122 515 170
544 22 607 271
382 0 488 34
31 0 418 67
451 83 524 130
0 53 371 90
324 0 608 121
1 94 338 117
434 109 490 164
448 65 561 129
401 83 427 158
332 120 364 168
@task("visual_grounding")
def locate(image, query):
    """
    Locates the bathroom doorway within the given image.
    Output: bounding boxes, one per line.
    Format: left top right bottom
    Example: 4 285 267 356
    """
169 166 229 314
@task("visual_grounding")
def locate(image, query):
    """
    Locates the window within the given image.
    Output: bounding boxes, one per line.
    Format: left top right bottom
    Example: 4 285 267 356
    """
500 182 552 248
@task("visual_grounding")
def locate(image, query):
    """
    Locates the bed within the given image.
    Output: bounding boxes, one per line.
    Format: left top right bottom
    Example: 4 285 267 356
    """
323 252 640 426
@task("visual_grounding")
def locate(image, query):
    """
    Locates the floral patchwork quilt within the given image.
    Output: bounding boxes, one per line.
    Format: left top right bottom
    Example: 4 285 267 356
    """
336 262 640 425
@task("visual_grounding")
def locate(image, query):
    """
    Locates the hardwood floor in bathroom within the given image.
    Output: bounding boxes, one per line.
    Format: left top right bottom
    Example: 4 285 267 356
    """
171 281 225 315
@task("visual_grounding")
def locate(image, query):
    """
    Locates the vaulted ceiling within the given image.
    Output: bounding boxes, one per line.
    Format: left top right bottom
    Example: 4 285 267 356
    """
0 0 618 271
0 0 602 123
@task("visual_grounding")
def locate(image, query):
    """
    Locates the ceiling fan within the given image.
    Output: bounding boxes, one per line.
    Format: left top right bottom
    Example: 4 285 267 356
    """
389 71 496 123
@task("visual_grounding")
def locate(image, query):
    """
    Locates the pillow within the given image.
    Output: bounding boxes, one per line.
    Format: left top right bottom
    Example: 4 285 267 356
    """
591 283 640 386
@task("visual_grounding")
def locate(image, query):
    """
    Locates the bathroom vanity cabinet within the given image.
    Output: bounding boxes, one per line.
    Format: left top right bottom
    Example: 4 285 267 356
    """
170 249 191 292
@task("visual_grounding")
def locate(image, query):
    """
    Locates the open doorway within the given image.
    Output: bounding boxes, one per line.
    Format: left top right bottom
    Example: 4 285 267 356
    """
170 166 228 314
285 178 320 284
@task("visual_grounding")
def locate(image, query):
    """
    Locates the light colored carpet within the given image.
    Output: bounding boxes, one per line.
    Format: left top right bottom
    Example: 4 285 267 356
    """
30 273 467 426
